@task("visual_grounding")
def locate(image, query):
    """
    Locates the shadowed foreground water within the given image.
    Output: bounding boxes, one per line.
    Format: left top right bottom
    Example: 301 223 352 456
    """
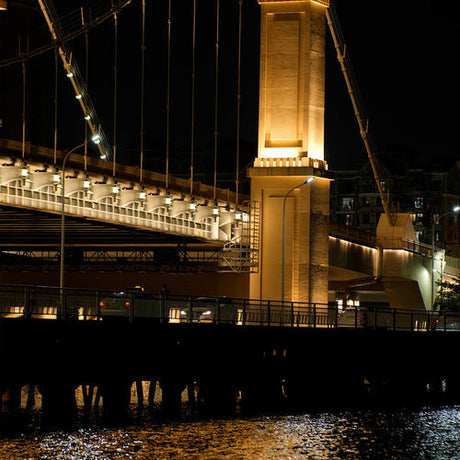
1 406 460 459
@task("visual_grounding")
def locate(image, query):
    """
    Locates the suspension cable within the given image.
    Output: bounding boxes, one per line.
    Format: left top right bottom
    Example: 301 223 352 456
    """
53 47 58 165
20 36 28 159
113 9 118 178
82 7 90 170
213 0 220 201
190 0 197 196
140 0 145 184
165 0 172 190
235 0 242 206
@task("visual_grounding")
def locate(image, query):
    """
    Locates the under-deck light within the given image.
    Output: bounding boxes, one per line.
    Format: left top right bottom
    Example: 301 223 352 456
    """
213 207 219 215
165 197 172 205
21 168 28 177
83 180 91 188
453 206 460 213
53 174 60 182
112 186 119 194
190 202 196 210
235 212 242 220
139 191 147 199
99 154 107 159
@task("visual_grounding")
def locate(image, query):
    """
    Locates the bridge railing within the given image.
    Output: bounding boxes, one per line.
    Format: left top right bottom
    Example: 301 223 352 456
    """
0 284 458 332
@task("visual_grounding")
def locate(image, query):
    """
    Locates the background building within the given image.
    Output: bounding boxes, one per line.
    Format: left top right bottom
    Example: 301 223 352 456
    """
330 152 460 252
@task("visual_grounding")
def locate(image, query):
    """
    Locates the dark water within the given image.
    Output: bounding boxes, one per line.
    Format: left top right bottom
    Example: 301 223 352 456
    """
2 406 460 459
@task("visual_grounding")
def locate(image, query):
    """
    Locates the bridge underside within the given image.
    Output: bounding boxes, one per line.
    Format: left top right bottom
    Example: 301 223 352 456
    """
0 204 228 274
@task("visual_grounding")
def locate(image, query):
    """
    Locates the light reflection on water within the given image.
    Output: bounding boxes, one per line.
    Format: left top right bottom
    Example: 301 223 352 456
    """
1 406 460 459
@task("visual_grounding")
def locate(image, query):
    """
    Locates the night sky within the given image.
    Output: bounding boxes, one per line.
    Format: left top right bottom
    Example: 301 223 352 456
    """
1 0 459 185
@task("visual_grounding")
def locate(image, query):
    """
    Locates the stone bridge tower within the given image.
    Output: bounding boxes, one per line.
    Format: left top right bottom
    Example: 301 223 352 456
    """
248 0 332 304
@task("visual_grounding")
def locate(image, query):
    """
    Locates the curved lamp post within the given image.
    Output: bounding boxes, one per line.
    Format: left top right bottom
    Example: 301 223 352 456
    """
431 205 460 309
281 177 314 303
60 143 86 292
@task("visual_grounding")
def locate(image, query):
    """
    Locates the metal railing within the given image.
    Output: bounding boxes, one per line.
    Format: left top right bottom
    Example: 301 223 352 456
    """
0 185 214 240
0 284 458 332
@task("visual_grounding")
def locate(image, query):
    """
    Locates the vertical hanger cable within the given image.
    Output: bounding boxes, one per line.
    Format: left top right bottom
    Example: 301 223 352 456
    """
235 0 243 206
165 0 172 189
140 0 146 184
190 0 197 195
112 10 118 178
213 0 220 201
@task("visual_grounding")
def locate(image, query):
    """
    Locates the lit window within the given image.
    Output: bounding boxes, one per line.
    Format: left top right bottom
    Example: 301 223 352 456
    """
414 197 423 209
341 197 354 211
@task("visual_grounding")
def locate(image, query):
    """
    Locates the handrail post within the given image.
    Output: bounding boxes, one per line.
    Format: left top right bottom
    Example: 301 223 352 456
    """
335 303 338 328
291 301 294 327
267 300 270 327
128 293 134 323
242 298 246 326
313 303 316 328
96 290 101 321
354 305 357 329
160 292 165 324
62 290 66 320
24 286 30 319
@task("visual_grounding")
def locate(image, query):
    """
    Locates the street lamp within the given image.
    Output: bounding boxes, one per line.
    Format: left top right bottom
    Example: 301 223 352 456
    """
431 205 460 309
281 177 314 302
60 143 86 292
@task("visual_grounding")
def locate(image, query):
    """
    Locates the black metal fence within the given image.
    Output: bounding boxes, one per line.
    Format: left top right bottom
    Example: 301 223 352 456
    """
0 284 458 332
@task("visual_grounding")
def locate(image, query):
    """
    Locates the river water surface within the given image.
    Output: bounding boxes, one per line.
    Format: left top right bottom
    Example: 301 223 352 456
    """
1 405 460 459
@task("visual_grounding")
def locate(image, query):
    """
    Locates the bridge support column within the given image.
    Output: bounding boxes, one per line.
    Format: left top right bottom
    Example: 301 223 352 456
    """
249 0 331 304
160 376 185 416
248 172 330 303
243 373 286 412
1 382 22 415
41 381 75 427
197 377 237 415
102 379 129 425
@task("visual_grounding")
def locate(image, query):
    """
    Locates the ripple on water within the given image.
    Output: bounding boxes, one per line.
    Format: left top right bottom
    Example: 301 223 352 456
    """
1 406 460 459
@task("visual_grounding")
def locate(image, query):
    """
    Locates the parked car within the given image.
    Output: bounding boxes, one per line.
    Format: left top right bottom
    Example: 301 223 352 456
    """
99 291 131 317
336 306 367 328
432 313 460 331
171 297 235 323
